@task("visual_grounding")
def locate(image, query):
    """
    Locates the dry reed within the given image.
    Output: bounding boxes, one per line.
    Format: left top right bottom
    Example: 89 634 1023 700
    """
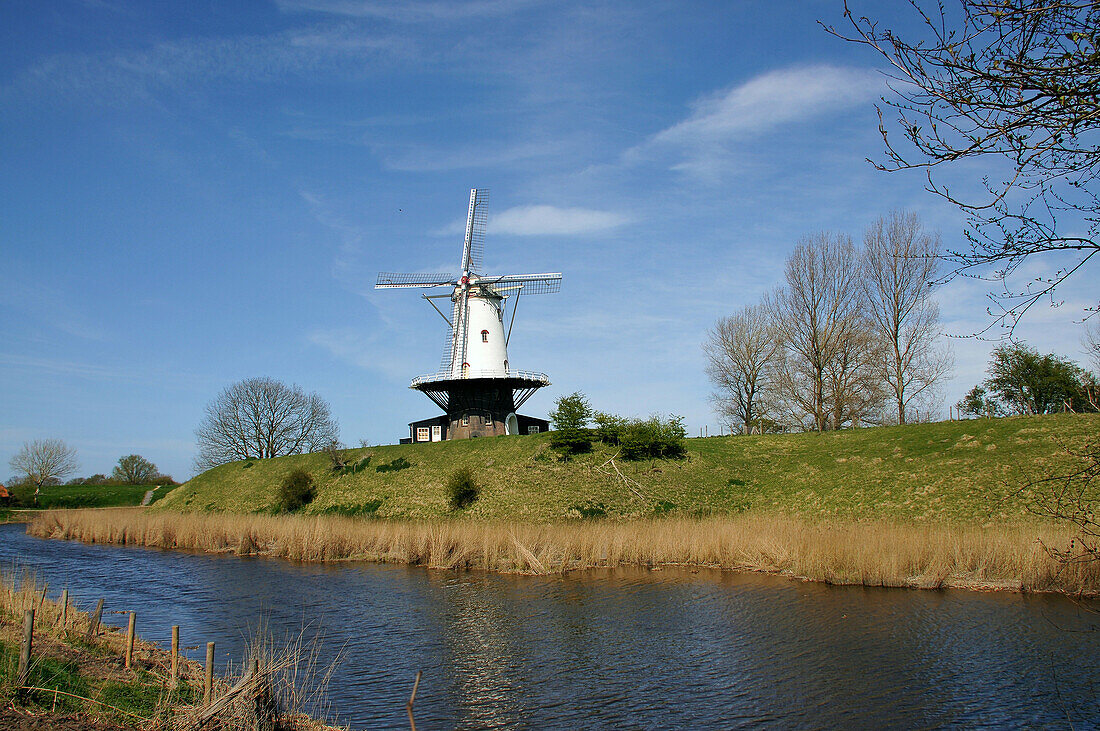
26 508 1100 595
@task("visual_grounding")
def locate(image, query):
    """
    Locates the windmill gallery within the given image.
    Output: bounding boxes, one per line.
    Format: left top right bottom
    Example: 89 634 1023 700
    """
377 189 562 443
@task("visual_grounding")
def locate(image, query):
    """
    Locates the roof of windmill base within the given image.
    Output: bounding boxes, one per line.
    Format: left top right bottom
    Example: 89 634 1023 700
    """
410 370 550 391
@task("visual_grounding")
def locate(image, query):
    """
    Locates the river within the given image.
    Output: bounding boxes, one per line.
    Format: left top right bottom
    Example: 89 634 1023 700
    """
2 523 1097 729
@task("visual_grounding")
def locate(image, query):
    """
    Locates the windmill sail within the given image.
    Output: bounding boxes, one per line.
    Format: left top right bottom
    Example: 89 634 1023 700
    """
460 188 489 275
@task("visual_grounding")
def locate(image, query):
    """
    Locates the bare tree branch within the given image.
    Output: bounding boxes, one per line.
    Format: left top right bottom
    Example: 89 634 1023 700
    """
194 377 340 470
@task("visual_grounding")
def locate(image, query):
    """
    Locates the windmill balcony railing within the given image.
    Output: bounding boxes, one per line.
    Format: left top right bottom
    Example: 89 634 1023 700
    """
410 369 550 387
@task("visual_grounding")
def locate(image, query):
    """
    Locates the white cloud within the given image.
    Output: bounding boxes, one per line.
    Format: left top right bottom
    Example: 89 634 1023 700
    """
624 65 883 180
433 204 629 237
491 205 629 236
277 0 538 22
653 65 881 145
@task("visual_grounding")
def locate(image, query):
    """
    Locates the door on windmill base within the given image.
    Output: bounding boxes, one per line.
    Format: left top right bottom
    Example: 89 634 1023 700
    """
431 425 442 442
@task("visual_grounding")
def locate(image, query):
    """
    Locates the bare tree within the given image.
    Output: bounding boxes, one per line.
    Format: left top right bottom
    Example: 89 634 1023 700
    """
768 233 864 431
112 454 158 485
862 212 954 423
9 439 79 504
704 303 780 434
829 1 1100 332
1086 320 1100 373
825 318 887 429
194 377 340 470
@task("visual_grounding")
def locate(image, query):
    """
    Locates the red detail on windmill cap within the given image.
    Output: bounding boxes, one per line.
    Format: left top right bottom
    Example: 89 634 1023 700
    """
460 276 469 284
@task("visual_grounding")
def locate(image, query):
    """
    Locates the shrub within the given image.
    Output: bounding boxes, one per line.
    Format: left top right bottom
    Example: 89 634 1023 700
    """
593 411 628 445
446 467 480 509
620 414 687 461
549 392 594 455
278 470 316 512
376 457 411 473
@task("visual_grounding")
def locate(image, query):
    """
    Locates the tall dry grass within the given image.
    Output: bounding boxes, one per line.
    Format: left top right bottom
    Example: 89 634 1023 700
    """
27 508 1100 594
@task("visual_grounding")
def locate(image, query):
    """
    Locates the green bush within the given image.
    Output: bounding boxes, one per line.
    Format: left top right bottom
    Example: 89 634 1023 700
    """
593 411 628 445
376 457 411 473
446 467 480 509
620 414 687 461
278 469 316 512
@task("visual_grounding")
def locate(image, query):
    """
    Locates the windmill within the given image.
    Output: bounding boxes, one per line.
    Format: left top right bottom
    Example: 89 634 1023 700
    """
377 189 562 441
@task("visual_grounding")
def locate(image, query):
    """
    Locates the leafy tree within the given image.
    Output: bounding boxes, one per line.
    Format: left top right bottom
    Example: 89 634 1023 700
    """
194 377 339 470
112 454 158 485
982 342 1094 414
549 392 593 455
831 1 1100 332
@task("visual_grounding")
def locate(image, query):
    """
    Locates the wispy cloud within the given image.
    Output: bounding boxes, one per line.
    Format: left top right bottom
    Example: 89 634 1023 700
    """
492 205 629 235
3 24 412 106
627 65 882 179
435 204 629 237
277 0 539 22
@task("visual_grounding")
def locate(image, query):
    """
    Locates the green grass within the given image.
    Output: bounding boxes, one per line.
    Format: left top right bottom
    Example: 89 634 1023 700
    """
8 483 178 510
156 413 1099 525
0 639 90 713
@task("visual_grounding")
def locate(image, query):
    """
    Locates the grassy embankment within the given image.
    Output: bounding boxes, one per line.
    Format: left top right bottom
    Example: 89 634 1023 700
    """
0 571 337 730
162 413 1095 523
28 414 1100 594
6 484 176 511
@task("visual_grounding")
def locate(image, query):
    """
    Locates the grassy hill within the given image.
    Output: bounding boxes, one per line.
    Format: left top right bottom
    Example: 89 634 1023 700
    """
157 413 1099 524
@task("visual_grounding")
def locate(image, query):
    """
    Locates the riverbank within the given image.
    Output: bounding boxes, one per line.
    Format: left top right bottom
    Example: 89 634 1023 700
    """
27 508 1100 595
158 414 1099 523
0 568 341 730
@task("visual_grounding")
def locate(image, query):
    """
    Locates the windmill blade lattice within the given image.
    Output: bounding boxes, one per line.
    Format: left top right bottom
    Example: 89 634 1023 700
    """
460 189 488 275
376 272 457 288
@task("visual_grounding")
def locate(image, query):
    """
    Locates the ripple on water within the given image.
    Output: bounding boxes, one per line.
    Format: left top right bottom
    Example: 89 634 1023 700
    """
1 524 1098 729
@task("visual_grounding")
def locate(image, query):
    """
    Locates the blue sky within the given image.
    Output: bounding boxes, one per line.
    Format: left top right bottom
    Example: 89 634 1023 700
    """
2 0 1095 481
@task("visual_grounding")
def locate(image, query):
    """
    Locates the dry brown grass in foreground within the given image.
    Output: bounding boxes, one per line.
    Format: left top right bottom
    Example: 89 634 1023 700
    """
27 508 1100 595
0 568 343 730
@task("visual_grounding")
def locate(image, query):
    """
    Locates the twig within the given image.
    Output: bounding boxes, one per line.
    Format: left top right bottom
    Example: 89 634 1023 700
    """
407 670 421 731
596 453 650 501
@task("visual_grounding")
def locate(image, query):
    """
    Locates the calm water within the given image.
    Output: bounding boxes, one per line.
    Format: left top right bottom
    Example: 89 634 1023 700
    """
1 522 1098 729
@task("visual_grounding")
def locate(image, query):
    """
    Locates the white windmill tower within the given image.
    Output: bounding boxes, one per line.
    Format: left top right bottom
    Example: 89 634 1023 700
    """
377 189 562 441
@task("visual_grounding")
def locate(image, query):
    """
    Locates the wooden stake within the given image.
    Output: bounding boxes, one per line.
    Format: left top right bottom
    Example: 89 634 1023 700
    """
204 642 215 705
124 611 136 669
17 609 34 687
170 625 179 682
407 670 422 731
87 598 104 640
59 589 68 629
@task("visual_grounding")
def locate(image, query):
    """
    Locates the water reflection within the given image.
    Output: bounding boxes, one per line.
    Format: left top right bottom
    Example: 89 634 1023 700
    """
2 524 1097 729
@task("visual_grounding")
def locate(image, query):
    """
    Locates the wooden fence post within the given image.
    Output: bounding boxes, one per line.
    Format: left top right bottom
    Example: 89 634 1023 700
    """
17 609 34 687
124 612 136 669
170 625 179 683
204 642 215 705
59 589 68 629
86 598 104 640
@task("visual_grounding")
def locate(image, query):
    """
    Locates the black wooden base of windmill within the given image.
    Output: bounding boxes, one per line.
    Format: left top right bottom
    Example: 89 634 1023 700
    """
402 376 550 443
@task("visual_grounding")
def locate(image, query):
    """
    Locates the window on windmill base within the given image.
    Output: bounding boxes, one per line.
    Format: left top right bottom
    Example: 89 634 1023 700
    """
528 425 540 434
462 416 470 426
481 330 489 343
416 427 430 441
